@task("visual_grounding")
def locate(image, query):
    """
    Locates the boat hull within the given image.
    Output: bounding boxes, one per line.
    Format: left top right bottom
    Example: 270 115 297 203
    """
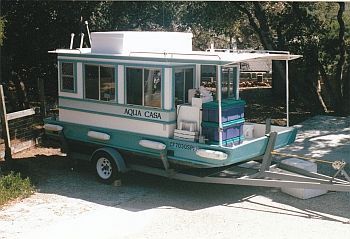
44 117 297 169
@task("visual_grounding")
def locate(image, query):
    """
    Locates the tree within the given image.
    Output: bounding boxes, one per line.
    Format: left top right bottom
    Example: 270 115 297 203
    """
1 1 349 115
237 3 286 99
333 2 349 115
0 1 107 103
182 2 261 50
182 2 349 114
314 2 350 115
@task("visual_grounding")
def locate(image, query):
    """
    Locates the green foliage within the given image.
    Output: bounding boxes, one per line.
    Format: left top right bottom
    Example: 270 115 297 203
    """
183 1 349 114
109 1 182 31
1 1 109 99
182 2 261 50
0 171 34 206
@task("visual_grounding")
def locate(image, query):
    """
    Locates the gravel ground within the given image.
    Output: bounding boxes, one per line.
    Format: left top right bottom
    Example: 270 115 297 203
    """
0 116 349 239
279 115 350 174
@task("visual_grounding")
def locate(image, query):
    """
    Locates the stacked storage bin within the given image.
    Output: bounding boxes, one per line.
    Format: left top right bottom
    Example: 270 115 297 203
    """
202 99 245 147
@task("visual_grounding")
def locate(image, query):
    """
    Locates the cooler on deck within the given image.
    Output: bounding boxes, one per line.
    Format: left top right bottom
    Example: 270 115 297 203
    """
201 99 245 146
202 118 245 142
202 99 245 123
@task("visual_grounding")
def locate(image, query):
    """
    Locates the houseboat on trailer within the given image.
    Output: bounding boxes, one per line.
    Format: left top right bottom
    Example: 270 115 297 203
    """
44 31 302 183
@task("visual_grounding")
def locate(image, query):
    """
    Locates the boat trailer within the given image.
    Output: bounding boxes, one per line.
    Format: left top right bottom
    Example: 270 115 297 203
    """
126 132 350 192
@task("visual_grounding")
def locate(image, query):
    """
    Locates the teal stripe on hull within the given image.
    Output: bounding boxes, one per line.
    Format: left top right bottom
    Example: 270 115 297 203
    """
44 117 297 168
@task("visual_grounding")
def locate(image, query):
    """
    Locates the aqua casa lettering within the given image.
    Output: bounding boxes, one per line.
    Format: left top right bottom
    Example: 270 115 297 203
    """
144 111 162 119
124 108 142 117
124 108 162 120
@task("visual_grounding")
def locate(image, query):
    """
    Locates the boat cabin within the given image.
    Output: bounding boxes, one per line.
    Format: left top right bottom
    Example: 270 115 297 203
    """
54 32 243 140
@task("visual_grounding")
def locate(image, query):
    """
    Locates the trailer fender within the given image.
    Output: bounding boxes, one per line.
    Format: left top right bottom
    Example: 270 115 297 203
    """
91 147 127 173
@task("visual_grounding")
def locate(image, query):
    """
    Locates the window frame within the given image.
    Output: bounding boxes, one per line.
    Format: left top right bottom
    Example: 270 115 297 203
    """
221 66 236 99
174 67 195 106
83 63 117 102
125 66 163 109
59 61 77 93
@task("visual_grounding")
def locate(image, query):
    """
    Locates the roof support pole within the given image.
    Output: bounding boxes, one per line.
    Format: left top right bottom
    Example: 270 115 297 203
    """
217 65 223 146
235 65 240 100
286 58 289 127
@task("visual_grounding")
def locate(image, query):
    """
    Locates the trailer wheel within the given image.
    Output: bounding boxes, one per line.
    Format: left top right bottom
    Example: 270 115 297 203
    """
93 152 120 184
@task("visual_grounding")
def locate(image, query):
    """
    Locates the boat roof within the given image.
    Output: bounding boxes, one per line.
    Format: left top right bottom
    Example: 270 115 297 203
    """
50 31 301 65
50 48 301 66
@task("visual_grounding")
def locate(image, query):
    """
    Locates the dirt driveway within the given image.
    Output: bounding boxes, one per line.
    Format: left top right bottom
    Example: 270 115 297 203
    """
0 116 350 239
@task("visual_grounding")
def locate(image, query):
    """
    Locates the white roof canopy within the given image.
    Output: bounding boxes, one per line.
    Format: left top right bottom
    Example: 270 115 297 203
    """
126 50 302 65
221 52 301 63
51 49 302 67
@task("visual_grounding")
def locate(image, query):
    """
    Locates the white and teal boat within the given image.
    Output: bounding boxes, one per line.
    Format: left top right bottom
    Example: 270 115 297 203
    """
44 31 302 183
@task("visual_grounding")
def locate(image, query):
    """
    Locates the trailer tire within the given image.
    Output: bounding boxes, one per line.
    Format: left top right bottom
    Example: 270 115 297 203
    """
93 152 120 184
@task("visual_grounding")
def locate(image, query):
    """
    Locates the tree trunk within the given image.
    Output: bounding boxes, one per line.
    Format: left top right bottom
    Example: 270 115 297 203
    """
341 64 350 115
253 3 287 99
238 3 286 98
334 2 346 115
319 62 334 109
252 2 276 50
236 3 275 50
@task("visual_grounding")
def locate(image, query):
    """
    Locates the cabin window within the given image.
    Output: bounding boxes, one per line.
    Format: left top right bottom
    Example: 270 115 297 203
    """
144 69 161 107
85 65 99 100
126 67 162 108
175 68 194 105
60 62 76 92
85 64 116 101
221 67 236 99
200 65 216 98
126 68 143 105
100 66 115 101
200 65 237 99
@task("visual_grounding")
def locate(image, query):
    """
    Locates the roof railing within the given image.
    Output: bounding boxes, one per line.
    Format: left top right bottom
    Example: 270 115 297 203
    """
129 51 222 60
205 48 290 55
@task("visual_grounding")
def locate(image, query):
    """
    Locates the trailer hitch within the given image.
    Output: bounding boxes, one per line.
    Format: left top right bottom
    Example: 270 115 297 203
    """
331 160 350 183
271 152 350 183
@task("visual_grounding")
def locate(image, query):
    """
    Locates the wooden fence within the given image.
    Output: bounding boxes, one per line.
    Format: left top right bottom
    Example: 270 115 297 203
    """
0 85 43 161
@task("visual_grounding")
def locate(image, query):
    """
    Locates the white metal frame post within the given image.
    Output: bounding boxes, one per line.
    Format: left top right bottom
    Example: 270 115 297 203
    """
286 58 289 127
236 65 240 100
217 65 223 146
195 64 201 88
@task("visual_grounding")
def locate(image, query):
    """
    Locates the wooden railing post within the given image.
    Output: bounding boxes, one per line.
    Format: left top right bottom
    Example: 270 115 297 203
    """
0 85 12 162
37 78 47 118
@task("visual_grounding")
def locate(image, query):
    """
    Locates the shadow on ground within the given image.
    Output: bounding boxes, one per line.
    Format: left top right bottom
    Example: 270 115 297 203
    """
5 151 350 224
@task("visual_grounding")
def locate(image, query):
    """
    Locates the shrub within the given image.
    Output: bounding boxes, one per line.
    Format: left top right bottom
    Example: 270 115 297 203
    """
0 171 35 206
